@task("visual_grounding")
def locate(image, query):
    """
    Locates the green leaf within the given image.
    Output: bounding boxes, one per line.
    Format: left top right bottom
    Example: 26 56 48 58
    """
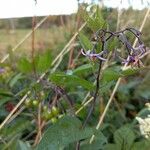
80 131 107 150
79 33 93 50
102 66 142 83
86 6 106 32
1 138 31 150
134 70 150 99
49 73 94 90
0 118 30 138
17 140 31 150
0 89 14 97
36 51 52 73
9 73 24 88
36 116 94 150
0 97 11 107
100 81 115 94
132 139 150 150
114 126 135 150
104 144 119 150
102 68 122 82
73 64 93 75
122 68 139 76
102 66 139 83
0 107 8 117
18 57 32 73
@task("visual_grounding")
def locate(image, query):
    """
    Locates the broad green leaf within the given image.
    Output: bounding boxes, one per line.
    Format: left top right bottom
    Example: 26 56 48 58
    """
36 116 94 150
18 58 32 73
49 73 94 90
104 144 119 150
79 33 93 50
102 66 142 83
73 64 93 75
102 68 122 82
132 139 150 150
114 126 135 150
101 66 140 83
17 140 31 150
36 51 52 73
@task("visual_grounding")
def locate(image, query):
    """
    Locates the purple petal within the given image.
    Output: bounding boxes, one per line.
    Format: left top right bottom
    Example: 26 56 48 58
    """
134 44 146 55
92 53 100 57
96 56 107 61
0 68 5 74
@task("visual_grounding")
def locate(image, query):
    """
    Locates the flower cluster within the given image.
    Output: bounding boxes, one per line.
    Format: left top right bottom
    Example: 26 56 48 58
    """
136 116 150 139
81 28 147 67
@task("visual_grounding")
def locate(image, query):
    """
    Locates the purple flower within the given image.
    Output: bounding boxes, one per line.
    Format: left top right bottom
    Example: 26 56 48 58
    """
80 28 147 67
0 68 5 74
122 55 144 67
81 49 107 61
134 44 146 56
122 55 135 64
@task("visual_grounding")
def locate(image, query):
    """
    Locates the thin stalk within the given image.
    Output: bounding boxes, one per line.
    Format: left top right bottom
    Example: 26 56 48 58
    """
33 121 46 146
31 16 36 76
75 97 94 115
82 60 102 128
33 103 42 146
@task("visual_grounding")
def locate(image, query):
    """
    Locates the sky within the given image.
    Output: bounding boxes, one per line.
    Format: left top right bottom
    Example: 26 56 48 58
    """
0 0 78 18
103 0 149 9
0 0 149 19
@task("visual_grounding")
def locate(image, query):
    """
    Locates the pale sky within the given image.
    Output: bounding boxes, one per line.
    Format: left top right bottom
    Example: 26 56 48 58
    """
0 0 149 18
0 0 78 18
103 0 149 9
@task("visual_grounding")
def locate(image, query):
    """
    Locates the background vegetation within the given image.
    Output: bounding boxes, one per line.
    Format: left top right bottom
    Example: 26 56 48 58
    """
0 3 150 150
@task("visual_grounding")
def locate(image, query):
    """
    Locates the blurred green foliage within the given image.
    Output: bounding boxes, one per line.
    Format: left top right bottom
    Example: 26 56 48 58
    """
0 4 150 150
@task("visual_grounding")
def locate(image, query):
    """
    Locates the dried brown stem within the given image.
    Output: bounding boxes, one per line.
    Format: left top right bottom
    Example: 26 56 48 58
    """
32 16 36 75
